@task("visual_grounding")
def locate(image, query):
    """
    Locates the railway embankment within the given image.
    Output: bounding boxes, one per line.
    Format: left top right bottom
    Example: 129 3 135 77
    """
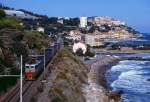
37 48 89 102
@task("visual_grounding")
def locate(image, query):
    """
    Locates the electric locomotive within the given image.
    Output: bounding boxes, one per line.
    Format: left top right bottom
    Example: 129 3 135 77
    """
25 43 60 80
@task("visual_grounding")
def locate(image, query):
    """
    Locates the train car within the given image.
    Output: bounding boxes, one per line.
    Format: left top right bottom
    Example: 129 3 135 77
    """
53 43 60 54
55 42 61 50
25 42 61 80
25 59 42 80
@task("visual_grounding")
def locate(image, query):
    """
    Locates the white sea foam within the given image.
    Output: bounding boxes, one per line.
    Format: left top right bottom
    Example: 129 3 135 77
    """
110 64 142 72
118 70 149 79
107 60 150 102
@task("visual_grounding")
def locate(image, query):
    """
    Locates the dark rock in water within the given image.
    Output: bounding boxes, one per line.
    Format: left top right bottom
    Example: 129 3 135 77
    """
147 79 150 82
108 90 123 101
146 92 150 94
118 90 124 94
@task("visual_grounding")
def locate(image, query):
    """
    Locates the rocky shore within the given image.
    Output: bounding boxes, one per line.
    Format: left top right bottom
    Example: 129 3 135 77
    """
82 56 121 102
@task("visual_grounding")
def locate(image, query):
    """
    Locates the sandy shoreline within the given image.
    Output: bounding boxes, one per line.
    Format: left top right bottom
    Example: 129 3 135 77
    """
90 56 119 88
83 56 121 102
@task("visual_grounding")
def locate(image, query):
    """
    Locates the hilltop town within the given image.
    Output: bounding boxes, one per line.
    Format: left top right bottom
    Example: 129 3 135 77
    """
66 16 139 47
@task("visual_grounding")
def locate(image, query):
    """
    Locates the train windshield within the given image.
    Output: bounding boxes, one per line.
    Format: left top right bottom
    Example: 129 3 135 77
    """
25 65 30 68
31 65 35 69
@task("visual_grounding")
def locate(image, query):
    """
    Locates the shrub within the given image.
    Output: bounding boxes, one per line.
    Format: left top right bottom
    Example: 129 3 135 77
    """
51 97 61 102
0 17 21 30
76 48 84 56
0 9 6 19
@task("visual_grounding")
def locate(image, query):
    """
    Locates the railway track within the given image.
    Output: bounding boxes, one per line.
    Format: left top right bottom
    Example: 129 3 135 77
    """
1 54 57 102
9 81 33 102
0 41 62 102
1 77 33 102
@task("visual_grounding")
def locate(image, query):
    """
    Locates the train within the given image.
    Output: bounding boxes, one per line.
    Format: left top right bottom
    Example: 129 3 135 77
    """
25 42 61 80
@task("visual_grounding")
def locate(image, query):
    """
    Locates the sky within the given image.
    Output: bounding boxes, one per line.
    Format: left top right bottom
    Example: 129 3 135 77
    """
0 0 150 33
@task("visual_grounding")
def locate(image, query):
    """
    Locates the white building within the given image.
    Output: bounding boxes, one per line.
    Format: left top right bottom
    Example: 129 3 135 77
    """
73 42 87 54
4 9 38 19
4 10 25 17
37 27 44 33
80 17 87 28
93 16 124 26
65 35 81 41
57 18 63 24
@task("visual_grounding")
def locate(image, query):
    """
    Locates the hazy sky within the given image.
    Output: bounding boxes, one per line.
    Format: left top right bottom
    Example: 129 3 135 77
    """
1 0 150 33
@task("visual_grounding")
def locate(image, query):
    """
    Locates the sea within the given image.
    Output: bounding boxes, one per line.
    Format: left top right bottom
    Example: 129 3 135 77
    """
100 33 150 102
141 33 150 40
90 33 150 102
106 56 150 102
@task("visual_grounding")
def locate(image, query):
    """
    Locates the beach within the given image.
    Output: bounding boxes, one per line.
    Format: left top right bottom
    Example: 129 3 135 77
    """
83 56 121 102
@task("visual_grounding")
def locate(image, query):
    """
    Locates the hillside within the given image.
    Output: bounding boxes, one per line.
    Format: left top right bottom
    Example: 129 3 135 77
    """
37 48 89 102
0 9 50 93
0 4 43 19
0 11 50 72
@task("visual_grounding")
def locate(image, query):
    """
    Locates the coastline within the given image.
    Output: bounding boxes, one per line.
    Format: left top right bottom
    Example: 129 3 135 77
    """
83 56 121 102
89 56 119 88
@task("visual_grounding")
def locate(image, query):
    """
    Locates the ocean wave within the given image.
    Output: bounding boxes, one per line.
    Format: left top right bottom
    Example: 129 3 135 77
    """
119 70 149 79
110 64 142 72
107 60 150 102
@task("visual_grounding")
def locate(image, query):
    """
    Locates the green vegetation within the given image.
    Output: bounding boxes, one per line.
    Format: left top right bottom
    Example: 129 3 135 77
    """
0 57 12 67
0 9 50 93
51 97 62 102
0 9 6 19
73 45 95 57
23 30 49 50
0 77 18 92
76 48 84 56
11 42 28 58
85 45 95 57
63 40 70 47
85 51 95 57
0 17 21 30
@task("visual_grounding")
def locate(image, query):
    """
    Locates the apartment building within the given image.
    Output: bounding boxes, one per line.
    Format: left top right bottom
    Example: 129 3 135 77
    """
80 17 87 28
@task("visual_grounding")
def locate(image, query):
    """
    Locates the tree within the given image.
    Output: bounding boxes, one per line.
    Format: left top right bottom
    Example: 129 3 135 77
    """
0 9 6 19
64 18 79 26
0 17 21 30
85 45 95 57
23 31 49 51
12 42 28 59
49 17 58 24
76 48 84 56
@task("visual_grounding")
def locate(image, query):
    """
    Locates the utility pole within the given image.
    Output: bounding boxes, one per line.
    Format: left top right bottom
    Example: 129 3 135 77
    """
42 47 54 82
43 47 46 80
20 55 23 102
0 55 22 102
